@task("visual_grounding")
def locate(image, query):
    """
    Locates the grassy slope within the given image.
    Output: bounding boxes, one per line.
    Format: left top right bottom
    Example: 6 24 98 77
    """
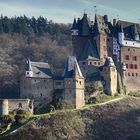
1 96 140 140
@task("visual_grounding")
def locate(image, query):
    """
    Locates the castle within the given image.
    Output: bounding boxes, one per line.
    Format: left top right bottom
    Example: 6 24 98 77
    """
71 13 140 94
20 56 85 109
1 13 140 116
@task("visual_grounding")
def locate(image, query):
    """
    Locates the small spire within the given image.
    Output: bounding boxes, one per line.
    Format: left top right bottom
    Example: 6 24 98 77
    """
27 58 32 71
94 6 97 14
73 60 83 78
72 18 77 29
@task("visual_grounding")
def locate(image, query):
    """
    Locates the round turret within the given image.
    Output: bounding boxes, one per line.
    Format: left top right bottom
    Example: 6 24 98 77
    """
122 63 126 71
0 99 9 116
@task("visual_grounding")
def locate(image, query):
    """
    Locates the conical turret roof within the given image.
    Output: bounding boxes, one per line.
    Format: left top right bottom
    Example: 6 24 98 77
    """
63 56 83 78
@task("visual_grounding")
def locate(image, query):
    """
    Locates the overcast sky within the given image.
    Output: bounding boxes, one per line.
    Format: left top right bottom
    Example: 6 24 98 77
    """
0 0 140 23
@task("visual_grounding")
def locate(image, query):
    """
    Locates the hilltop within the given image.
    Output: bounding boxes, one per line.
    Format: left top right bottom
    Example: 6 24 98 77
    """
2 96 140 140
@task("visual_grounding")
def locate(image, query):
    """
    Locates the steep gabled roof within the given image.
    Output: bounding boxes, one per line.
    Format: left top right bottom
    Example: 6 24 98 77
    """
71 18 77 30
104 57 116 67
82 40 99 61
94 14 112 36
63 56 83 78
117 20 140 40
26 60 53 78
81 13 90 35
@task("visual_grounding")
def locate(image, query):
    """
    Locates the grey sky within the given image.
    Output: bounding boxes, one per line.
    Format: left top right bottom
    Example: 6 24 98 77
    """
0 0 140 23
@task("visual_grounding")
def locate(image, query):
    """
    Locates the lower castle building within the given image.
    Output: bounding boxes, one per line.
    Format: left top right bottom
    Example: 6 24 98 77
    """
0 99 33 116
20 56 85 109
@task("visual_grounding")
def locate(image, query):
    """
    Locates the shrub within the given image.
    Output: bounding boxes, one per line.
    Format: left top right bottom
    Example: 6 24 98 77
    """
15 110 31 124
0 115 14 124
57 101 75 110
128 91 140 97
87 94 116 104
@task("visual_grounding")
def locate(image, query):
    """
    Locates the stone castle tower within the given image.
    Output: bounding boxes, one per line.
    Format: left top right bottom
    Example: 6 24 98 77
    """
101 57 117 95
63 56 85 108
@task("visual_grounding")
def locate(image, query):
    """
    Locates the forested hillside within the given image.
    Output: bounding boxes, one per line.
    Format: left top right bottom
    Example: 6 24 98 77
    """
0 16 72 98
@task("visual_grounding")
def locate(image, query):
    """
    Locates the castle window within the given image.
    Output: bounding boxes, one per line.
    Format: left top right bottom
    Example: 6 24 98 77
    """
35 80 36 82
132 56 137 61
125 55 129 60
56 82 61 85
128 48 130 51
134 64 137 69
80 81 82 85
98 62 100 65
40 93 42 97
37 86 39 89
90 62 92 65
136 73 138 77
126 64 128 68
94 62 96 65
132 73 134 76
130 64 133 69
128 73 130 76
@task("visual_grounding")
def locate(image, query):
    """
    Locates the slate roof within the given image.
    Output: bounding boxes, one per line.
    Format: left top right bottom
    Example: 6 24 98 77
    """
82 40 99 61
26 60 53 78
104 57 115 67
71 18 77 30
81 13 90 35
72 13 92 36
94 14 112 36
116 20 140 40
63 56 83 78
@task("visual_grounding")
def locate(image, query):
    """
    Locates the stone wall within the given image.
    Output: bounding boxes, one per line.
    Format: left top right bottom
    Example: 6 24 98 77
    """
0 99 33 116
0 99 8 116
64 77 85 109
53 80 64 90
20 76 54 103
8 99 33 114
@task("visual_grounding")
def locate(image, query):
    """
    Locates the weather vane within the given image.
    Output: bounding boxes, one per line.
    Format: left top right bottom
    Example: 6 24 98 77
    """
84 9 87 13
117 15 119 21
94 6 97 14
